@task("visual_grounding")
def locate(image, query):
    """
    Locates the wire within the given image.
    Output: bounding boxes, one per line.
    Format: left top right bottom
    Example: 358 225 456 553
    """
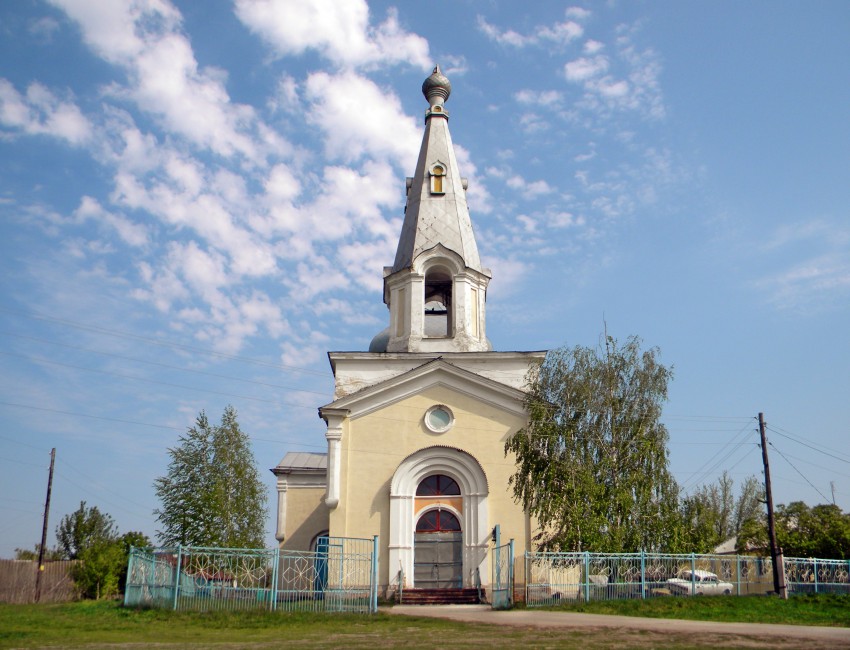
2 331 330 396
679 419 757 491
0 305 328 377
767 425 850 465
55 470 156 523
0 401 184 431
769 441 832 503
0 350 284 404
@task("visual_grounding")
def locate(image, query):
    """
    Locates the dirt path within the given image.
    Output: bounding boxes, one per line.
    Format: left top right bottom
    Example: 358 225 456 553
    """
387 604 850 649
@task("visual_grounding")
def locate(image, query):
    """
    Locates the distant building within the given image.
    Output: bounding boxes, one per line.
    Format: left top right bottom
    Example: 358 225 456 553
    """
272 67 545 597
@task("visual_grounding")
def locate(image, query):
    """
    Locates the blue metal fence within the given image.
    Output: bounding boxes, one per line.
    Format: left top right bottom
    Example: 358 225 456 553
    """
491 540 514 609
124 536 378 613
525 551 850 606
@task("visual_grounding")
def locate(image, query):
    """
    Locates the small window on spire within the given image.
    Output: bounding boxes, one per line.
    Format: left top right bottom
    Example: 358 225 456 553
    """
430 164 445 195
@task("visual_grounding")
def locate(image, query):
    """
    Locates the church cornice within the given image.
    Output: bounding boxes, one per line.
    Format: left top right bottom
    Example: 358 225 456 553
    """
318 356 533 421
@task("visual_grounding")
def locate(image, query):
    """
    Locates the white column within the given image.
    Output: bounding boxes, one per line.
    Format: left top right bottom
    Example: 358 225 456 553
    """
323 411 346 509
388 493 414 589
275 478 288 543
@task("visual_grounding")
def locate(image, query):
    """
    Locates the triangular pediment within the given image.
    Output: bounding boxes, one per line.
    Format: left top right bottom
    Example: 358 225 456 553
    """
319 358 528 421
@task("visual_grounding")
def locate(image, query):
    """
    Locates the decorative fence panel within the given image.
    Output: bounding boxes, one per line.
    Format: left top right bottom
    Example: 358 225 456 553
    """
490 540 514 610
525 552 848 606
785 557 850 594
125 536 378 614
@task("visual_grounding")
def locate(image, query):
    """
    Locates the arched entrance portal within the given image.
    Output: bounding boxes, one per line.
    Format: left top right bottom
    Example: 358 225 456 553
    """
389 446 489 591
414 476 462 588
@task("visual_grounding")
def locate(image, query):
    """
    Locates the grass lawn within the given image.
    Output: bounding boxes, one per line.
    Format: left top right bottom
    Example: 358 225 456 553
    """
0 596 848 649
538 593 850 627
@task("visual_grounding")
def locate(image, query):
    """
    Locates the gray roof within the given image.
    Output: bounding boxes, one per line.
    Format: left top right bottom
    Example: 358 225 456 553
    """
275 451 327 471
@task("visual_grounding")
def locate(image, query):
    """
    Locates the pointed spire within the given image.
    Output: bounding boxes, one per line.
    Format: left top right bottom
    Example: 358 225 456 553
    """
391 65 484 274
373 66 491 354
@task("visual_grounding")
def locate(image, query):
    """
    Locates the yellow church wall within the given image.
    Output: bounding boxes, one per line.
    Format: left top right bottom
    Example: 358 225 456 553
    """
281 487 330 551
330 383 531 587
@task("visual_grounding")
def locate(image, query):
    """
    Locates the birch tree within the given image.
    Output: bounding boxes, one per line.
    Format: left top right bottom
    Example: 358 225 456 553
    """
505 334 680 552
154 406 267 548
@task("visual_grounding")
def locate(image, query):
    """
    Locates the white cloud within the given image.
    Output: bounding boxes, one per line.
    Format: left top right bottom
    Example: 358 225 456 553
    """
0 79 92 145
305 71 420 169
565 25 665 120
234 0 430 70
565 7 592 20
749 219 850 311
506 175 554 199
270 74 299 113
514 89 562 107
564 55 609 82
280 340 325 370
441 55 469 76
755 253 850 311
74 196 149 247
29 16 61 41
51 0 272 161
477 13 584 48
453 144 493 215
288 258 350 302
338 238 396 293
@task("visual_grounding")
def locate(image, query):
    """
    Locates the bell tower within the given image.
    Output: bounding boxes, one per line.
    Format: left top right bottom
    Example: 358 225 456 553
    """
371 66 492 354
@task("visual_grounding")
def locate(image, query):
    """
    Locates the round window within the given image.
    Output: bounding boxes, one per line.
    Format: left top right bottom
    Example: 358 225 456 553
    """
424 404 454 433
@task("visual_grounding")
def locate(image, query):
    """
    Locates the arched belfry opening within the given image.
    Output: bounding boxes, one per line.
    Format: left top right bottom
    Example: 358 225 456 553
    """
424 266 452 338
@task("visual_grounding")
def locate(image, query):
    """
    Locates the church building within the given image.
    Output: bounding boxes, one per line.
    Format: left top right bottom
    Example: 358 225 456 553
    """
272 67 545 597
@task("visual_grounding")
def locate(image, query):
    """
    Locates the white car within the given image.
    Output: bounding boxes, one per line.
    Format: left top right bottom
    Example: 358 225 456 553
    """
666 570 733 596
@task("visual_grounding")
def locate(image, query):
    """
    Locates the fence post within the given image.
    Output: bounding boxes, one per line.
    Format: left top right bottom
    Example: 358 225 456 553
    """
123 546 135 607
270 547 280 611
690 553 696 596
736 555 741 596
640 549 646 599
583 552 590 602
172 544 182 611
508 539 515 607
371 535 379 613
813 558 818 594
524 552 529 605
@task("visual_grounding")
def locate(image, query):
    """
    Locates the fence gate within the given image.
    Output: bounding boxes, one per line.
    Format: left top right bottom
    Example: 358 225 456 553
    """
490 539 514 609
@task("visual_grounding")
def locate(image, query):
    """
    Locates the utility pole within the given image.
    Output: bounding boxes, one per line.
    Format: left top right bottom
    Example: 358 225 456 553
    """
35 448 56 603
758 414 787 599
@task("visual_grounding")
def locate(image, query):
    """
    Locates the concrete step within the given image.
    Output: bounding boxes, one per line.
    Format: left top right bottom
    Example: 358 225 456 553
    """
398 588 483 605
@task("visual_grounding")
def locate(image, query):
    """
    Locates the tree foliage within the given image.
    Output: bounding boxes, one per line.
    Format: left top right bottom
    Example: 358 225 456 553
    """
737 501 850 559
56 501 117 560
51 502 150 599
14 544 64 561
506 334 680 552
679 472 763 552
154 405 268 548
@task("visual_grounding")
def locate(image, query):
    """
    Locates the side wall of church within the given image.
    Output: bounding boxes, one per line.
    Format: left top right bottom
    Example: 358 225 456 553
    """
328 383 530 589
281 487 330 551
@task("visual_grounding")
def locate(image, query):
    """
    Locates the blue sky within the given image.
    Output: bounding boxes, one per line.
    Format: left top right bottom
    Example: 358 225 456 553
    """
1 0 849 556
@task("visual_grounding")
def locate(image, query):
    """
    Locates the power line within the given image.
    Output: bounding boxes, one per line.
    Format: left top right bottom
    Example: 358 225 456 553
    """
767 425 850 465
769 441 832 503
2 331 330 396
0 306 328 377
0 401 184 432
680 419 757 491
1 350 281 404
776 451 850 480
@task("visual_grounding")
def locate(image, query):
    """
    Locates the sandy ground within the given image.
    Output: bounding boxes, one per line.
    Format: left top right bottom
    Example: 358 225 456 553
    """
386 604 850 649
